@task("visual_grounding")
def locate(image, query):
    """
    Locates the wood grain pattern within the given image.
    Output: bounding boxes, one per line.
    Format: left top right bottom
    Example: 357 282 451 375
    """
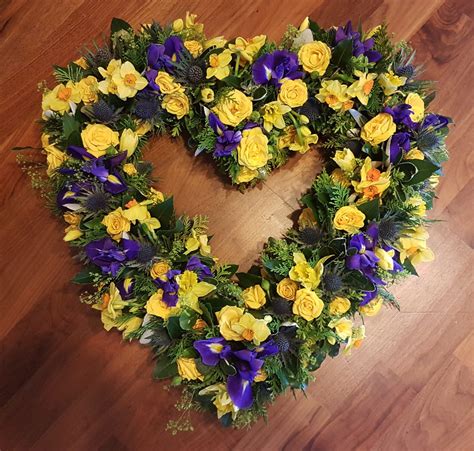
0 1 473 450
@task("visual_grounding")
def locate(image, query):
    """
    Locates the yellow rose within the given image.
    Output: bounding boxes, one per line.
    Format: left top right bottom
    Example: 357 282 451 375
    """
155 71 183 94
360 113 396 146
184 40 203 57
213 89 253 126
146 289 179 320
177 357 204 381
81 124 119 158
150 261 171 280
404 148 425 160
405 92 424 122
101 207 131 240
292 288 324 321
236 166 258 184
329 297 351 316
201 87 215 103
162 91 190 119
64 212 81 226
359 296 384 316
333 206 365 234
278 79 308 108
242 285 266 309
237 127 269 170
77 76 99 104
332 148 356 172
119 128 139 157
298 41 331 75
329 317 352 340
277 278 299 301
216 306 245 341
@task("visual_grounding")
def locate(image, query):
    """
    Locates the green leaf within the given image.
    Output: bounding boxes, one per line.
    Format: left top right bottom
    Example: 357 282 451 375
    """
166 316 183 339
219 360 237 376
236 272 262 289
308 19 322 35
331 39 353 68
221 75 242 88
344 270 375 292
149 197 174 229
153 355 178 379
179 310 197 330
398 159 439 186
301 193 319 221
62 115 80 139
111 18 132 34
403 258 418 276
357 198 380 220
72 268 99 285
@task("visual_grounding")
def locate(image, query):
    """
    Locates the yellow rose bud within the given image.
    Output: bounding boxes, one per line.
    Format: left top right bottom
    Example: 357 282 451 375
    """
123 162 138 175
216 306 245 341
101 207 131 240
177 357 204 381
329 297 351 316
81 124 119 158
172 18 184 32
299 16 310 31
242 285 267 309
278 79 308 108
276 278 298 301
359 295 384 316
333 206 365 234
293 288 324 321
333 148 356 172
329 317 352 340
184 40 203 57
150 261 171 280
201 87 215 103
360 113 396 146
119 128 139 157
405 92 425 122
64 212 81 226
404 148 425 160
162 91 190 119
77 76 99 104
254 369 267 382
298 41 331 75
212 89 253 126
236 166 258 183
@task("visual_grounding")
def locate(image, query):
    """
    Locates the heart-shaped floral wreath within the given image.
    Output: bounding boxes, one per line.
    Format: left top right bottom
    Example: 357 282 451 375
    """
24 13 451 431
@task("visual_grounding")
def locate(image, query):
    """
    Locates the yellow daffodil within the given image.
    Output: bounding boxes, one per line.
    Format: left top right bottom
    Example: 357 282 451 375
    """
185 230 212 256
261 101 291 132
117 316 142 338
316 80 353 111
98 59 122 95
352 157 390 201
206 50 233 80
405 92 425 122
230 313 272 345
112 61 148 99
93 283 128 331
332 148 357 172
374 247 396 270
329 317 353 340
344 325 366 354
199 384 238 419
289 252 332 290
347 70 377 105
204 36 227 50
42 82 81 114
378 70 407 96
228 35 266 64
396 226 435 265
278 125 318 154
41 133 67 176
172 11 204 34
176 270 216 313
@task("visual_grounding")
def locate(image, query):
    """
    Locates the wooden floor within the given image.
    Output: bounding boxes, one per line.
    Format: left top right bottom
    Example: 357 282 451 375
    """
0 0 473 450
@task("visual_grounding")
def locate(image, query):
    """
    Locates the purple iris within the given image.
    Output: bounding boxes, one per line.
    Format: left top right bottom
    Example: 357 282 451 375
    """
193 337 231 366
147 37 184 71
254 339 279 359
346 223 382 285
208 112 242 158
57 182 88 210
85 238 139 276
186 255 213 279
335 21 382 63
116 278 135 300
383 104 417 129
82 151 128 194
360 288 378 306
226 349 264 409
419 113 450 131
389 132 411 163
252 50 303 86
67 145 95 160
153 269 181 306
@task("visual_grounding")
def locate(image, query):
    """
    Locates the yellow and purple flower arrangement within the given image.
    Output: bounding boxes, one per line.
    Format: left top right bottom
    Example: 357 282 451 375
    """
27 13 451 430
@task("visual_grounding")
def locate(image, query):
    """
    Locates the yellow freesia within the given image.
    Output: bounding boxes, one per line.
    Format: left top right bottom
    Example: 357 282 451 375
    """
278 125 318 154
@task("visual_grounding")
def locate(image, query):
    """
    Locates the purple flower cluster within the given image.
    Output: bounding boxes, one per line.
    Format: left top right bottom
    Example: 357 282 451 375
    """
194 338 278 409
252 50 303 86
335 21 382 63
208 113 242 157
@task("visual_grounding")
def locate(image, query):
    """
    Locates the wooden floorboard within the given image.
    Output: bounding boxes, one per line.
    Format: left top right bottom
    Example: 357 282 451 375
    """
0 0 473 450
